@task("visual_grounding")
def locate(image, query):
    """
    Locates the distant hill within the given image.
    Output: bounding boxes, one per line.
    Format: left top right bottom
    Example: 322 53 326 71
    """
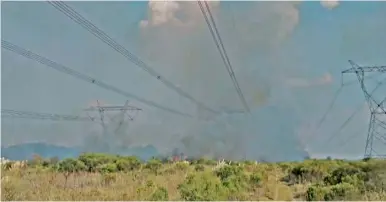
1 142 160 161
1 142 80 160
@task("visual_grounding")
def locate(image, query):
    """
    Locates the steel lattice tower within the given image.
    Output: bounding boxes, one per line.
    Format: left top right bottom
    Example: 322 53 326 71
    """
342 60 386 158
84 100 142 134
83 100 142 152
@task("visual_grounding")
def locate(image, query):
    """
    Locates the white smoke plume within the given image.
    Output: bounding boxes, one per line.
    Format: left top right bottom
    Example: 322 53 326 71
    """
320 0 340 10
286 73 333 88
134 1 315 161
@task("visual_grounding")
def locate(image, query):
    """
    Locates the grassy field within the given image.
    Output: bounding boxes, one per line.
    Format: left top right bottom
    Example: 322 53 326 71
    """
1 154 386 201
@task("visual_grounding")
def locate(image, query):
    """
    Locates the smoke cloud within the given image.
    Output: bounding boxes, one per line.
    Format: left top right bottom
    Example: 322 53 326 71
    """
320 0 340 10
131 1 322 161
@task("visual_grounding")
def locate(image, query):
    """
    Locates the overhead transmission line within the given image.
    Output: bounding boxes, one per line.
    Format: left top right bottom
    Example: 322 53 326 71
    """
47 1 219 115
322 71 386 151
197 0 250 113
1 40 192 118
1 109 93 122
311 68 385 140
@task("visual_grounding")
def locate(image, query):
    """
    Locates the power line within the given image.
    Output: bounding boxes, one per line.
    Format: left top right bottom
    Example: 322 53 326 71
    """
200 0 250 113
1 40 193 118
47 1 219 115
314 73 382 131
1 109 93 122
314 86 343 130
197 0 250 113
323 77 386 146
310 72 386 144
325 64 386 157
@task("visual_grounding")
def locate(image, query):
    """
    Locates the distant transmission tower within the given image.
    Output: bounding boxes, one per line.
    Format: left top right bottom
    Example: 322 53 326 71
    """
342 60 386 158
84 100 142 136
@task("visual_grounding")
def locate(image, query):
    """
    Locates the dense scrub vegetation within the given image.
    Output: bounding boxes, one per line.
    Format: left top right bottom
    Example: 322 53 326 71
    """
1 154 386 201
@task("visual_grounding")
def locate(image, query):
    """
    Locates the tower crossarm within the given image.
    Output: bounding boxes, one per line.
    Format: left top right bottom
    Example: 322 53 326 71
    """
342 66 386 74
84 106 142 111
84 100 142 112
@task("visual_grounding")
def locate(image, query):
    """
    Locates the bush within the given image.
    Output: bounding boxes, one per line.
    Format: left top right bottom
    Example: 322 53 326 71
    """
58 158 86 173
175 162 189 171
288 164 326 184
324 166 364 185
148 187 169 201
116 157 141 172
192 158 217 165
215 165 244 181
97 163 118 173
178 172 227 201
325 183 360 200
249 172 262 186
214 165 248 194
306 183 360 201
306 184 330 201
194 164 205 172
145 159 162 174
78 153 118 172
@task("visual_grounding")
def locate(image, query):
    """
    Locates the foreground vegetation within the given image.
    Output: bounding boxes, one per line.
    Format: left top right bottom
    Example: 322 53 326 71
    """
1 154 386 201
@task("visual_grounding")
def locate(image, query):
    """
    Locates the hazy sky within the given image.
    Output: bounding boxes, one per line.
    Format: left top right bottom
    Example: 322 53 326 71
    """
1 1 386 160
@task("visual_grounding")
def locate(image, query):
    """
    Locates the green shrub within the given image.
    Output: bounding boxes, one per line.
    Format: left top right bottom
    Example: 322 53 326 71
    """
194 164 205 172
116 157 141 172
145 159 162 174
243 160 256 165
192 158 217 166
215 165 243 181
148 187 169 201
325 183 360 200
306 184 330 201
97 163 118 173
78 153 118 172
306 183 360 201
324 166 364 185
175 162 189 171
58 158 86 173
178 172 227 201
215 165 248 194
288 165 326 184
249 172 262 186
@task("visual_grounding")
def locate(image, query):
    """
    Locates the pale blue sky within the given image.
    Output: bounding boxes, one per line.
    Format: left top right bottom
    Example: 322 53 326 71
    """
1 1 385 160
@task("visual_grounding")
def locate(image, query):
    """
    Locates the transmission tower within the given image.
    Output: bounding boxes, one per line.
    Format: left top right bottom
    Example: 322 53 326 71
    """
342 60 386 158
83 100 142 152
84 100 141 135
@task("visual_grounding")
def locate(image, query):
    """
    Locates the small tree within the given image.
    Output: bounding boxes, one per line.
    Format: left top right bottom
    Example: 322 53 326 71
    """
58 158 86 186
78 153 118 172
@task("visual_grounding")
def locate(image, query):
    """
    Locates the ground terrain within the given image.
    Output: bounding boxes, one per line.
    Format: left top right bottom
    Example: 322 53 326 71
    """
1 154 386 201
